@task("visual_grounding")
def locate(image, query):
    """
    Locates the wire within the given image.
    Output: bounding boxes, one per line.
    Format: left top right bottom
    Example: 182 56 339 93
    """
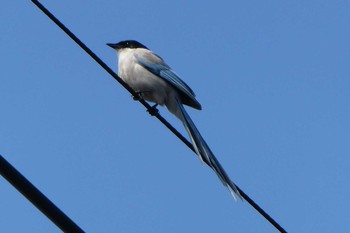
0 155 85 233
31 1 287 232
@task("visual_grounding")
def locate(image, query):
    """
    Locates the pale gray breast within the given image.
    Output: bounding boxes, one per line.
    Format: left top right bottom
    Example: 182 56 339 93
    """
117 48 172 105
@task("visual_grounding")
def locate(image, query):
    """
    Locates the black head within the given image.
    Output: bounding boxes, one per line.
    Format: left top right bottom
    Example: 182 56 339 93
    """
106 40 148 50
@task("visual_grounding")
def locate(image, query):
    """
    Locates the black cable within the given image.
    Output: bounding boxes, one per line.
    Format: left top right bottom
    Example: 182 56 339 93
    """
31 1 287 232
0 155 85 233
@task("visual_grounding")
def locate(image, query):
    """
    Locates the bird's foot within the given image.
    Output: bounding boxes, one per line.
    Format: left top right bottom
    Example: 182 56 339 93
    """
147 104 159 116
132 91 143 101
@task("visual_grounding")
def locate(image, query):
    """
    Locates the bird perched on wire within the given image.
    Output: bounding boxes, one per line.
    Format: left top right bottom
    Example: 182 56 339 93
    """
107 40 242 201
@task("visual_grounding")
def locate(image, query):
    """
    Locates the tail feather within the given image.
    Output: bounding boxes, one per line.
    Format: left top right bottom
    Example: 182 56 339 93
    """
175 98 242 201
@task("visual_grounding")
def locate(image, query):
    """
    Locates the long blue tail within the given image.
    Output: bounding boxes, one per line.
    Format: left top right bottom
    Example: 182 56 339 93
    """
175 98 242 201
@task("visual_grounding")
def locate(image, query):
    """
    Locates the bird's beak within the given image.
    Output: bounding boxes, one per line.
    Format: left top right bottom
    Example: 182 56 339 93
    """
107 43 117 49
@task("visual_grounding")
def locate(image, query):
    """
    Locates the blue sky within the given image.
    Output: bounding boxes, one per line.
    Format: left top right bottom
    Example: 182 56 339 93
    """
1 1 350 232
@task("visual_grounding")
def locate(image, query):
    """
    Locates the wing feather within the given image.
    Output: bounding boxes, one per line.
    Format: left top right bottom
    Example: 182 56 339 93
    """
135 50 201 110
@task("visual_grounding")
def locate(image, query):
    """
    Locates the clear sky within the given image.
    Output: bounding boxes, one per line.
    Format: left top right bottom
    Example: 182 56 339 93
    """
1 1 350 232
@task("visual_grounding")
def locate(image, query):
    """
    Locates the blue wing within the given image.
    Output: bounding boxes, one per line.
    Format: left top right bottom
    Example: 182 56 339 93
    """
135 51 202 110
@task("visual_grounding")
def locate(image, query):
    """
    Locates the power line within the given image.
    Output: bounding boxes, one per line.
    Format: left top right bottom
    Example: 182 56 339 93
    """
31 0 287 232
0 155 85 233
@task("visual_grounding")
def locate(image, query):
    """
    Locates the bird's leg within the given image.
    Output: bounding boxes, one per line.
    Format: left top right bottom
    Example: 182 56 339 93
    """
132 90 158 116
147 104 159 116
132 91 143 101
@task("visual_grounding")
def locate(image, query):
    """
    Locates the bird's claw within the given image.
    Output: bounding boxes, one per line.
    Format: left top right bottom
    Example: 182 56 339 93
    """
131 91 143 101
147 104 159 116
132 91 142 101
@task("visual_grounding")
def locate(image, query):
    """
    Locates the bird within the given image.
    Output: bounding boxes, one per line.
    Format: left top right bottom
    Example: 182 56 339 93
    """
107 40 242 201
